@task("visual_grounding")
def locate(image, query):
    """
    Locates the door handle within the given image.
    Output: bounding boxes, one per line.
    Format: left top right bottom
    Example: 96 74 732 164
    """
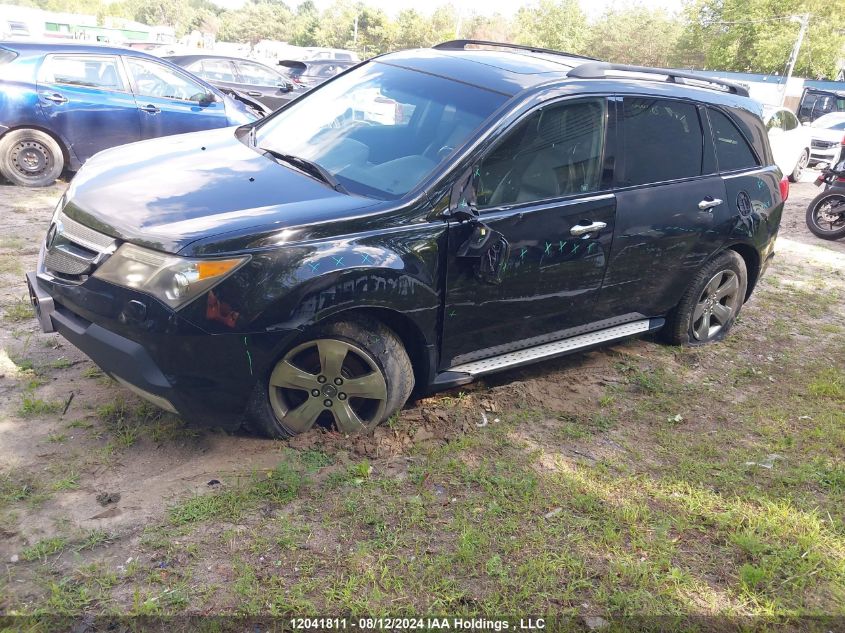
140 104 160 114
698 197 723 211
246 91 262 97
41 92 67 104
570 221 607 236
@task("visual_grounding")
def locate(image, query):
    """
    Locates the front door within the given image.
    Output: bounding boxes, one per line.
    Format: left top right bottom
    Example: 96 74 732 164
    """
36 53 141 162
234 60 294 110
441 97 615 368
124 56 229 140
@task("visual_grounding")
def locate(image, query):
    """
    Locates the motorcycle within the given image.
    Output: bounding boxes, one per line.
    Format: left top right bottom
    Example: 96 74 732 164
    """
806 160 845 240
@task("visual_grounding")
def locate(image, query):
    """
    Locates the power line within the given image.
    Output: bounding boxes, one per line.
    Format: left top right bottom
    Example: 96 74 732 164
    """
699 15 802 26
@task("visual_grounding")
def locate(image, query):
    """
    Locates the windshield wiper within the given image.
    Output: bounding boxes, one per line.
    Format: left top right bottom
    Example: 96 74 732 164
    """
259 148 347 194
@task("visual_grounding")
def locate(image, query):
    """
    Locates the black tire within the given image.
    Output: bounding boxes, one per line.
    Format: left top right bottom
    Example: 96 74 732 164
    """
245 317 414 439
662 250 748 346
0 129 64 187
788 148 809 183
805 192 845 240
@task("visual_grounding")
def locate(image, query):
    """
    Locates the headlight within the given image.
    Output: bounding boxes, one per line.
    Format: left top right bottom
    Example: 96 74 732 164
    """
93 243 249 310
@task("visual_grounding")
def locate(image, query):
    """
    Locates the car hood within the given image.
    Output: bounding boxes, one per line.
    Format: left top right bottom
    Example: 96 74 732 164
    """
810 127 845 142
63 127 380 254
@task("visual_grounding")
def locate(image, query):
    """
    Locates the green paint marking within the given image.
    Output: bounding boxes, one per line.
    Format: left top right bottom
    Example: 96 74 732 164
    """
559 240 566 252
520 247 528 259
332 256 344 266
544 242 552 255
448 309 457 318
243 337 253 376
360 253 372 264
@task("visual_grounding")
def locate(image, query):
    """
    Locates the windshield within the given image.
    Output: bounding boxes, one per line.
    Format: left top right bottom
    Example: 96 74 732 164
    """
255 61 508 199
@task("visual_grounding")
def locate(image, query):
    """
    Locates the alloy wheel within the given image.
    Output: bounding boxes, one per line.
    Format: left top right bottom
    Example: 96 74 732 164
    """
691 270 740 341
794 150 808 180
268 338 387 434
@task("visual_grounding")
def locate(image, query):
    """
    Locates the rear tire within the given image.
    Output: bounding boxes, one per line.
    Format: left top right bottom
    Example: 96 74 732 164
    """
662 251 747 346
0 129 64 187
806 192 845 240
245 317 414 439
788 148 808 183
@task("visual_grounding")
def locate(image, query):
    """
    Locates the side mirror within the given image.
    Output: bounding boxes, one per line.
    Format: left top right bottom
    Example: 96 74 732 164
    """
456 223 510 284
198 92 218 106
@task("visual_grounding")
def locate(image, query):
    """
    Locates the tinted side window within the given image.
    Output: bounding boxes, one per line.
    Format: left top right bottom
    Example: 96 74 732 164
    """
766 111 782 130
476 98 606 208
42 55 124 90
237 61 280 85
622 98 703 186
708 108 759 172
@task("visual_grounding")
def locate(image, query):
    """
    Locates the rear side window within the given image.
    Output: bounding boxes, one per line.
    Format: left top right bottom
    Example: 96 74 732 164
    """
621 98 703 186
237 61 280 85
41 55 124 91
708 108 759 172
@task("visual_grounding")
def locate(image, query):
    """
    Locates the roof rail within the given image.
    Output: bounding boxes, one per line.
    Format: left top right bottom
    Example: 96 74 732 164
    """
567 61 750 97
433 39 597 62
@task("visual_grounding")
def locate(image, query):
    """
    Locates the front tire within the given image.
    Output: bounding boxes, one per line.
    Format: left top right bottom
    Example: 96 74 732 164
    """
246 318 414 438
0 129 64 187
806 192 845 240
662 251 747 346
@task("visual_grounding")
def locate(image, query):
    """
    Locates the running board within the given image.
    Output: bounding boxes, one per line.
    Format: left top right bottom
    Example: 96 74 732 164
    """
448 318 661 376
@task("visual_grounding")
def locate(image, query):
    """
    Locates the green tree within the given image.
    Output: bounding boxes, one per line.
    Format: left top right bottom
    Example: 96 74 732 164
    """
314 0 357 49
392 9 430 50
218 2 293 45
679 0 845 78
290 0 320 46
585 7 682 67
131 0 197 36
515 0 587 53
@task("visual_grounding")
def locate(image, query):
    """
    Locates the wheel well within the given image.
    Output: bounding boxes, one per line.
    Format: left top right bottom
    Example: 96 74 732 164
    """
727 243 761 299
327 307 431 389
0 125 72 170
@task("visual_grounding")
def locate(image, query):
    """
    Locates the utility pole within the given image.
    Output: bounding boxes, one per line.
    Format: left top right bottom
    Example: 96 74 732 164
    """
353 13 359 47
780 13 810 106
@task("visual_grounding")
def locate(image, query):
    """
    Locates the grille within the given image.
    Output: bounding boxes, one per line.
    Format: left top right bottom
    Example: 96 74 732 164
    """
812 139 837 149
44 247 94 276
43 211 116 280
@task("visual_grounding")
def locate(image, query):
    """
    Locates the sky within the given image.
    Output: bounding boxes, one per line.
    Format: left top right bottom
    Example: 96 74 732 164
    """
215 0 686 21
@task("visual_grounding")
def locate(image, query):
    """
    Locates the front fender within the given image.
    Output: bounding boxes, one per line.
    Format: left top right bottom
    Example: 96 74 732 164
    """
179 223 447 351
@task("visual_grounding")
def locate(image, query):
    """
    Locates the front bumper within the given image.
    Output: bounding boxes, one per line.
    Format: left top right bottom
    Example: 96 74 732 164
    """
25 264 297 429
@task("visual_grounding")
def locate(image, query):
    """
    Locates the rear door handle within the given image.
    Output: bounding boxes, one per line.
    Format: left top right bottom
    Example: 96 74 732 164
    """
40 92 67 104
246 91 262 97
570 221 607 236
140 104 160 114
698 197 723 211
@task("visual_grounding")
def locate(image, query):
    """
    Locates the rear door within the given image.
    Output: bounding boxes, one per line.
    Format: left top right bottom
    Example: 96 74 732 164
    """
124 56 229 139
595 96 728 320
36 53 140 162
441 97 617 367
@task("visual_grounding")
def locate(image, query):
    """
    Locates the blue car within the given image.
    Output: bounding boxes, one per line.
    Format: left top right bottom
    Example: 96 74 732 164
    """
0 41 258 187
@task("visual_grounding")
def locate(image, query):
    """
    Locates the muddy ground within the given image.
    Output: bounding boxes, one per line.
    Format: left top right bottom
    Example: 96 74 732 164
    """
1 171 844 624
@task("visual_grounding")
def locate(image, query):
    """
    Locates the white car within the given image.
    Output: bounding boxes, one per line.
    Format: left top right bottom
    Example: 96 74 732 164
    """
763 106 811 182
808 112 845 168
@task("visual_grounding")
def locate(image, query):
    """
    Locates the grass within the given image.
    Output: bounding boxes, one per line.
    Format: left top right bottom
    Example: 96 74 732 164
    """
21 536 67 561
18 391 63 417
3 298 34 322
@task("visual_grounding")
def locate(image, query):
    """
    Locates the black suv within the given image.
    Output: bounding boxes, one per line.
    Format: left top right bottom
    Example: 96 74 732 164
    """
26 40 786 439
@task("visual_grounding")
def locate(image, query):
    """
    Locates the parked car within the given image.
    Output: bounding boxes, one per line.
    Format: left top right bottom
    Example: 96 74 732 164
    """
166 54 295 111
797 87 845 124
299 47 359 62
0 41 259 187
763 106 810 181
279 59 356 90
27 40 785 440
808 112 845 168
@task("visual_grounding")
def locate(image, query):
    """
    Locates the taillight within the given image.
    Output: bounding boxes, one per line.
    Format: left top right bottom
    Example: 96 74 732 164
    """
841 134 845 146
779 175 789 202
